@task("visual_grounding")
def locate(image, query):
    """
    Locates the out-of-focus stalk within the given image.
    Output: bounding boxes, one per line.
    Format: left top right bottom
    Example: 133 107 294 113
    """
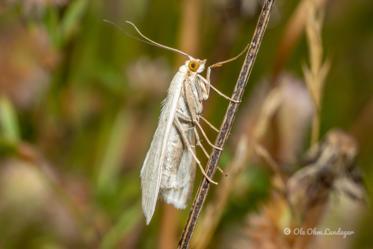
159 0 201 249
303 0 330 146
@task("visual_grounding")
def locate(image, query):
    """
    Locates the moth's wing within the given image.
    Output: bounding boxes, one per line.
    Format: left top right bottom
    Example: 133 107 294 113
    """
160 76 200 208
161 128 196 209
140 71 185 224
177 129 197 204
140 121 164 224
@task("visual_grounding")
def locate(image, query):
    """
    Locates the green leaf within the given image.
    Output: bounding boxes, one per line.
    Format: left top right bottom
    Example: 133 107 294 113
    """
61 0 88 43
0 96 20 145
44 6 61 47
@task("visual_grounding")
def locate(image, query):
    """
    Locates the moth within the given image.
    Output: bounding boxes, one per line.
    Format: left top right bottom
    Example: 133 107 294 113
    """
124 21 246 224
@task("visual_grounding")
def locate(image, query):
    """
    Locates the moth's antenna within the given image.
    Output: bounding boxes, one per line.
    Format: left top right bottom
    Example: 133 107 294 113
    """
103 19 192 59
209 42 250 68
125 21 192 59
103 19 158 47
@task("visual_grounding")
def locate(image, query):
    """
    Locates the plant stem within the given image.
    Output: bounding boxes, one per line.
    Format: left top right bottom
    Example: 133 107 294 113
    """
177 0 275 248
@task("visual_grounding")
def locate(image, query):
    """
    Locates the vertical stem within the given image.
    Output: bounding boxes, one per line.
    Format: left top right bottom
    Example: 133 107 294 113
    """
177 0 275 248
159 0 201 248
304 0 329 147
311 110 320 145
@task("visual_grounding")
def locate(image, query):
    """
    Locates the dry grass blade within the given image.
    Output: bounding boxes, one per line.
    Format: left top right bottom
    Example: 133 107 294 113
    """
303 0 330 146
271 0 327 83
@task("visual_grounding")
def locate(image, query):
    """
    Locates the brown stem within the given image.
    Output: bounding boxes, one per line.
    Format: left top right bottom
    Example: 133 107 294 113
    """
159 0 201 247
177 1 275 248
177 0 200 59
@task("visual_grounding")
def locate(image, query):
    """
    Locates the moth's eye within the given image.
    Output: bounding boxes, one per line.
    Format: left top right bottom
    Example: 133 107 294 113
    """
188 61 200 72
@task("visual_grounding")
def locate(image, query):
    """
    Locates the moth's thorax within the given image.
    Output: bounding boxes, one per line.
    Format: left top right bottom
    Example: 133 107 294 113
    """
179 58 206 74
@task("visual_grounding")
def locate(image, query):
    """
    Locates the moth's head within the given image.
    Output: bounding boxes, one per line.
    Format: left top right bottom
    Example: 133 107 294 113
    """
185 59 206 73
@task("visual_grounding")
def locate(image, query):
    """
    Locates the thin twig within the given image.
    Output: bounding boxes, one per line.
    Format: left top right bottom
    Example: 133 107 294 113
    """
177 1 275 247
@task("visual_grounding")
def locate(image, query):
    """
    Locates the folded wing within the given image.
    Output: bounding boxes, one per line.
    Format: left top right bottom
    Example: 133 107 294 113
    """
140 70 185 224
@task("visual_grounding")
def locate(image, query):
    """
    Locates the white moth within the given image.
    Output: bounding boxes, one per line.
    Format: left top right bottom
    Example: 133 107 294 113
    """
125 21 245 224
142 58 211 224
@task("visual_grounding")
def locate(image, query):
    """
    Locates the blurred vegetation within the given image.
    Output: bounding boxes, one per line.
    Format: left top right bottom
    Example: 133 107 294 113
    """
0 0 372 248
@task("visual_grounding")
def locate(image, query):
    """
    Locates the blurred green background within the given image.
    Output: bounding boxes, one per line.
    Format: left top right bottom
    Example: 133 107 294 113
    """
0 0 372 248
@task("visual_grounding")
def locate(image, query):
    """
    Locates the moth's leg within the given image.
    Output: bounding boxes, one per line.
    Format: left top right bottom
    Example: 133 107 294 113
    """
177 113 222 151
216 166 227 176
198 72 240 103
183 82 223 151
177 113 225 174
193 127 209 158
178 110 224 155
194 127 227 177
202 42 249 102
176 110 193 123
178 113 227 176
195 121 222 151
183 79 200 123
199 115 219 133
174 116 218 185
177 108 218 134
